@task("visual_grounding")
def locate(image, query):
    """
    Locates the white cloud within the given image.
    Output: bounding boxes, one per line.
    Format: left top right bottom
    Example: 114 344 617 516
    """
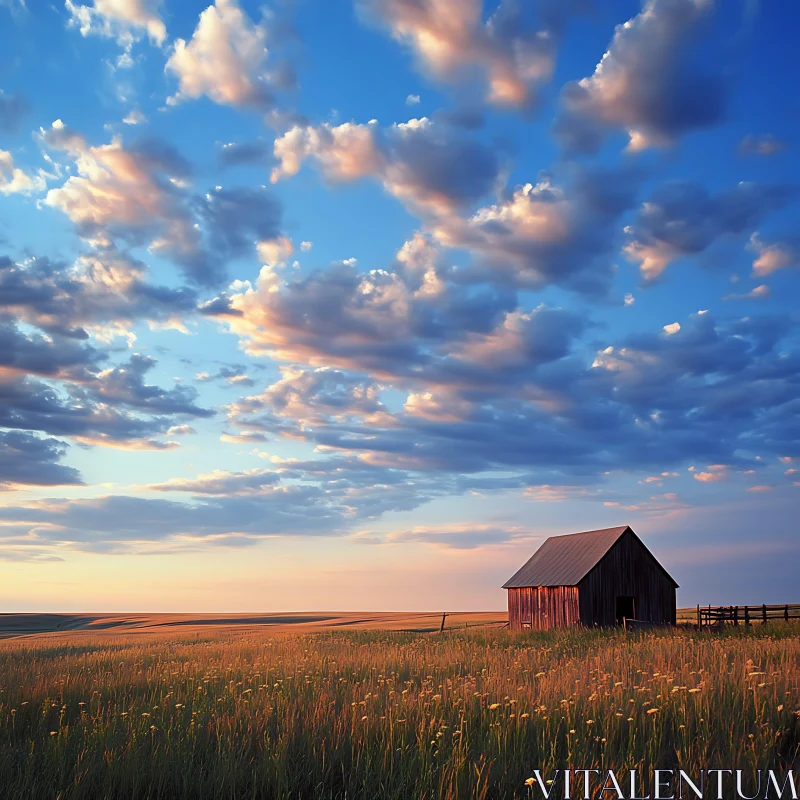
405 93 420 105
257 235 294 267
662 322 680 335
0 149 46 195
65 0 167 46
166 0 276 110
122 109 147 125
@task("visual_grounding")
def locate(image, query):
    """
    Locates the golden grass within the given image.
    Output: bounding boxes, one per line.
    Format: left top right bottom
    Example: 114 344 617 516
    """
0 624 798 799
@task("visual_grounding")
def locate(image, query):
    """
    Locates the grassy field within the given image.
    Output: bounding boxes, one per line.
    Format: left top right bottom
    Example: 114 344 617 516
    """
0 624 798 799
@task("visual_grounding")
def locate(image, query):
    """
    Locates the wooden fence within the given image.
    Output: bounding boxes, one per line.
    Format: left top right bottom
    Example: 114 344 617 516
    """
697 603 800 628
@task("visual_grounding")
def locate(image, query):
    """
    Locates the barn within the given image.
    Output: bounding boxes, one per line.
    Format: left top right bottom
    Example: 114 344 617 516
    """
503 526 678 630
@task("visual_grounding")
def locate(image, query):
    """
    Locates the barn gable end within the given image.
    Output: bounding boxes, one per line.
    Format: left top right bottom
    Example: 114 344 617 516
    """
577 528 677 627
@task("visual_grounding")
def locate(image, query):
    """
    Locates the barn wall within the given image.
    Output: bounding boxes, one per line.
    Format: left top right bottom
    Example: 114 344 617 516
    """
507 586 580 631
577 531 676 626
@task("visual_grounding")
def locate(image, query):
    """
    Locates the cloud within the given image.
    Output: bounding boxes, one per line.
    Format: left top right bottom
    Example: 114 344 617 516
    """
195 364 254 387
166 0 283 110
146 468 279 495
165 424 196 436
0 246 197 339
0 430 83 490
624 180 792 280
218 139 271 168
358 0 581 110
0 319 100 379
555 0 724 153
749 233 798 276
92 354 214 417
738 133 788 157
198 186 283 268
40 122 283 286
723 284 769 301
405 94 420 105
41 123 202 273
0 90 27 134
219 430 268 444
208 229 800 481
0 149 46 195
122 109 147 125
271 117 500 215
432 166 640 294
693 464 728 482
65 0 167 45
357 522 536 550
270 121 636 298
209 238 593 388
0 487 349 553
0 319 212 450
0 0 28 18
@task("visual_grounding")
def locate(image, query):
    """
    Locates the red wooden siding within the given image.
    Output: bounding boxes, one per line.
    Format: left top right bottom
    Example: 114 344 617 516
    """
507 585 580 631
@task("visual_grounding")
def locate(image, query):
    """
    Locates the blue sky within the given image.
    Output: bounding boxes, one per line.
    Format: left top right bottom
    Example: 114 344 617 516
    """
0 0 798 611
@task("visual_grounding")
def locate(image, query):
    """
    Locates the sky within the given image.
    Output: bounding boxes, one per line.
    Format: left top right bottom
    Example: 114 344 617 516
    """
0 0 798 612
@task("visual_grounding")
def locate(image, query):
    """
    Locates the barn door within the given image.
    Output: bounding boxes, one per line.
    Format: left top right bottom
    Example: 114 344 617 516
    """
615 596 635 625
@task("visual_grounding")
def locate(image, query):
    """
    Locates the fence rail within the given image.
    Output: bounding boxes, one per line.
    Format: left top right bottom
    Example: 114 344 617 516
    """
697 603 800 628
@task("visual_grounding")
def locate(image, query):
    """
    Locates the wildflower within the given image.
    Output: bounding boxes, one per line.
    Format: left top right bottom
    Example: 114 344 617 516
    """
361 716 368 721
647 708 659 715
586 719 594 725
489 703 500 710
520 713 530 719
569 729 576 735
525 778 536 787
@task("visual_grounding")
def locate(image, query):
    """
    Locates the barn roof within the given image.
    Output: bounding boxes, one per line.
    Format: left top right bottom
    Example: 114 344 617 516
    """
502 525 676 588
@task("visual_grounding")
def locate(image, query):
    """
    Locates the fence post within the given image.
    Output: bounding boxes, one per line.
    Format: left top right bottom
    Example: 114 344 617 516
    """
697 604 701 630
440 613 447 633
762 604 767 625
734 606 739 626
785 605 789 622
744 606 750 626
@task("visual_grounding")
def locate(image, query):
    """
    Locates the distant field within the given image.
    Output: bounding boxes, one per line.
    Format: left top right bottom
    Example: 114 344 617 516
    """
0 608 713 639
0 611 507 639
1 622 798 799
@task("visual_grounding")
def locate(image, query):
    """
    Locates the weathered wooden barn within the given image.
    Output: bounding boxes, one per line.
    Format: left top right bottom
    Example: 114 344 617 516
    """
503 526 677 630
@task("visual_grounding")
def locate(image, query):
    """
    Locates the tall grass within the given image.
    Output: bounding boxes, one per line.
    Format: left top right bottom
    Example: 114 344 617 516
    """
0 625 798 799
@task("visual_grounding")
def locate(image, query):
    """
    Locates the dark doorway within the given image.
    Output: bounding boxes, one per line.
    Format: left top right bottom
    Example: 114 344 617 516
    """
616 596 635 625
